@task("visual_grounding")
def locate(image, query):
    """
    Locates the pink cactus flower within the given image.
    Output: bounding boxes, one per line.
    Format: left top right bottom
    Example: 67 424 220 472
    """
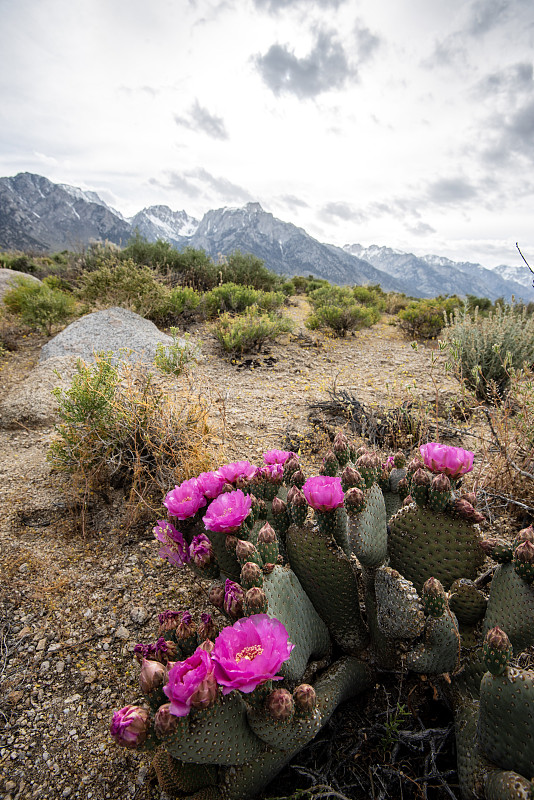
211 614 294 695
110 705 150 749
302 475 345 511
419 443 474 479
203 489 252 533
218 460 257 484
189 534 214 568
263 450 297 465
196 470 226 499
164 647 217 717
153 520 191 566
164 478 207 520
261 463 285 483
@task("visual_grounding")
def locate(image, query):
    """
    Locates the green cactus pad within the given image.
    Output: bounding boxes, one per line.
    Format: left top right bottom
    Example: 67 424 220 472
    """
375 566 426 640
164 691 264 765
216 658 372 800
152 749 219 797
483 563 534 652
315 507 351 556
246 706 323 751
383 490 403 522
286 519 369 653
263 565 331 681
454 701 490 800
403 609 460 674
388 503 484 593
347 484 388 568
479 666 534 780
485 770 534 800
448 579 488 625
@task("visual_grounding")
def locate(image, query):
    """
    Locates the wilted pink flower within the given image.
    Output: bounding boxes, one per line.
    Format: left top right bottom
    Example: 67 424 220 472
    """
419 443 474 479
139 658 167 695
196 470 226 499
218 460 257 484
261 464 284 483
164 479 207 520
189 534 215 568
110 705 150 749
211 614 294 695
263 450 297 465
224 579 244 619
203 490 252 533
153 520 191 567
164 647 217 717
302 476 345 511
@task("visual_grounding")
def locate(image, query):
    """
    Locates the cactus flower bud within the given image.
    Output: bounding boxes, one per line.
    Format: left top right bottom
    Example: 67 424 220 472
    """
333 431 350 466
209 582 225 609
293 684 317 715
452 498 486 524
344 487 365 514
402 494 414 507
265 688 294 722
257 522 279 563
110 705 150 749
198 612 217 642
190 671 218 712
407 457 424 475
341 465 364 492
139 658 167 696
189 534 216 569
157 610 182 636
514 525 534 548
397 477 410 500
356 451 381 488
154 703 182 738
177 611 196 640
290 469 306 489
244 586 268 615
428 472 452 512
411 468 431 507
283 454 300 480
483 626 512 675
236 539 261 565
461 491 477 506
197 638 215 653
241 561 264 590
393 451 406 468
422 577 446 617
224 579 244 619
480 537 513 563
514 540 534 584
322 450 339 477
288 486 308 525
271 496 287 516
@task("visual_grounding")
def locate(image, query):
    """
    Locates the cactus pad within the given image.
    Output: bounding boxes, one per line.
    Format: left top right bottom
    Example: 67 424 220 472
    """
347 484 388 568
483 563 534 652
375 566 426 640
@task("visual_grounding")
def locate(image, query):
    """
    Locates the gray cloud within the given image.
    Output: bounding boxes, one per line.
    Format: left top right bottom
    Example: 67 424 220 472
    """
254 31 356 98
407 221 436 236
319 201 367 223
153 168 252 204
483 97 534 166
279 193 310 209
353 22 380 64
252 0 345 11
174 101 228 140
476 62 533 98
426 177 478 204
467 0 509 36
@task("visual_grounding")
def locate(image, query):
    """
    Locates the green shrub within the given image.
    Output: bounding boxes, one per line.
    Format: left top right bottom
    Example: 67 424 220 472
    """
49 353 222 528
154 330 201 375
384 293 410 315
306 285 381 336
442 303 534 401
202 282 285 318
212 305 294 353
167 286 202 319
396 296 461 339
353 284 386 311
77 258 172 322
3 277 76 333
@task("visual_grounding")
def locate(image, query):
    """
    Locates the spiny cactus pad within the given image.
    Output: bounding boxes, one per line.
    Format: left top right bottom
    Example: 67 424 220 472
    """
375 566 426 640
347 483 388 568
448 579 488 626
404 609 461 674
483 563 534 652
388 503 484 593
478 666 534 779
286 519 369 653
484 770 534 800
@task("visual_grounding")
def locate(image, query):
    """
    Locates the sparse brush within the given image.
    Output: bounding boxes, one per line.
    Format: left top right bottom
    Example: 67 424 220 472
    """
442 302 534 402
306 285 381 337
212 305 293 354
48 352 224 530
396 296 461 339
202 283 285 319
3 276 76 334
153 330 201 375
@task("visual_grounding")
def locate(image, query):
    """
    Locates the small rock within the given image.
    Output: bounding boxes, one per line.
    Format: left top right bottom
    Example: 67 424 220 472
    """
129 606 147 624
115 625 130 641
39 661 50 674
56 660 65 674
36 638 47 652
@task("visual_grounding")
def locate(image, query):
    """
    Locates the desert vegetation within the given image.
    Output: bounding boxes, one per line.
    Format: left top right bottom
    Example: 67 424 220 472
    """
2 237 534 800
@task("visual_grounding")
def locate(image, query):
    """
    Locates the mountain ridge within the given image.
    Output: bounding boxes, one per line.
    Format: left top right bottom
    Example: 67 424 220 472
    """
0 172 530 301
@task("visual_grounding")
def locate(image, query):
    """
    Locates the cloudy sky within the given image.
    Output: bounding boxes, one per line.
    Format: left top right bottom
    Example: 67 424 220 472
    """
2 0 534 267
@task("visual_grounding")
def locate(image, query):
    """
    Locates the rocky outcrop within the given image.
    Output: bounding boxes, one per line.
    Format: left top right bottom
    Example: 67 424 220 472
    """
0 268 41 302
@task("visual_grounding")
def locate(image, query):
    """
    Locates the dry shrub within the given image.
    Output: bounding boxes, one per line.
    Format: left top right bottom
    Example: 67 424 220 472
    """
48 352 226 532
475 368 534 525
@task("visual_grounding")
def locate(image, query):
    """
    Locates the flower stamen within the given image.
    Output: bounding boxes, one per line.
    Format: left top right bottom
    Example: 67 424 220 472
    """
235 644 263 662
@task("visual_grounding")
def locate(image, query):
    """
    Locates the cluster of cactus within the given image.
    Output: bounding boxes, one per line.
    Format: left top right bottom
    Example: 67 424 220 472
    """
110 435 534 799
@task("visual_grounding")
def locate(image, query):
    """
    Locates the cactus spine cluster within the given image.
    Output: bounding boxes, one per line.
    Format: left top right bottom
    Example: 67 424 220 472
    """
110 442 534 799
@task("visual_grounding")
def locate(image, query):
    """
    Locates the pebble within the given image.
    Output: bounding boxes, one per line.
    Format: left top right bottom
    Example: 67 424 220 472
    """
115 625 130 640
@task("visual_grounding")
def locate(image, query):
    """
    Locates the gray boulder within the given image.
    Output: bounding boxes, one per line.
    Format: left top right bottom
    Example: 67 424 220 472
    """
0 268 41 302
0 356 77 429
39 306 173 364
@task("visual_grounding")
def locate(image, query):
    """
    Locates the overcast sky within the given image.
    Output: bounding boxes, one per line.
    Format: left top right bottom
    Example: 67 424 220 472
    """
1 0 534 267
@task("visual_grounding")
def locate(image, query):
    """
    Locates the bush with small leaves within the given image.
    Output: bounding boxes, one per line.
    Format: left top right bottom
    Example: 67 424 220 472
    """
306 285 381 337
443 302 534 401
396 296 461 339
3 276 76 333
153 331 201 375
212 305 294 353
202 283 285 319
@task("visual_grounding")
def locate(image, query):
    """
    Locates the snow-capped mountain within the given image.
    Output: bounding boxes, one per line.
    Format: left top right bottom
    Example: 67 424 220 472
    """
345 244 530 303
0 172 530 300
